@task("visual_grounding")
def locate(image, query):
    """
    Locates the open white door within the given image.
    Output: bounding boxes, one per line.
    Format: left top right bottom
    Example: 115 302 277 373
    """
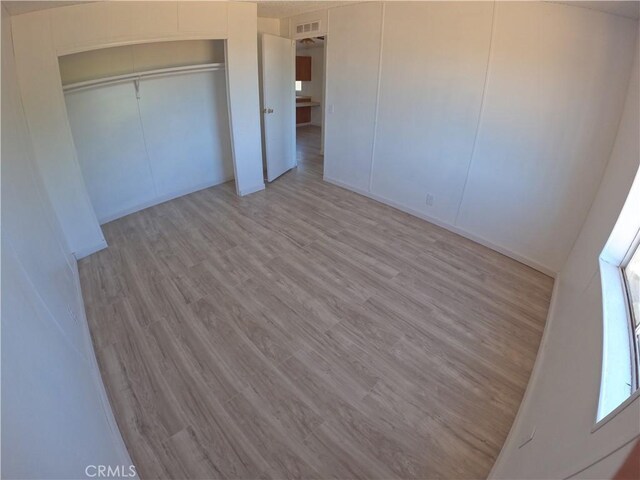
261 34 296 182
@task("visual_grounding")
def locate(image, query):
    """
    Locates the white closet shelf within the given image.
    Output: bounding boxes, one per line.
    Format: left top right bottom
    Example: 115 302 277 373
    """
63 63 226 93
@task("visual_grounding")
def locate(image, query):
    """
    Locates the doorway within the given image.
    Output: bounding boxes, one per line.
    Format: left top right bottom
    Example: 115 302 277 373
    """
295 36 325 174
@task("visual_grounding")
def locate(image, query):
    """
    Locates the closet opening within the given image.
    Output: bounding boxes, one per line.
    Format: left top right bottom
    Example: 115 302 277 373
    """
59 40 234 225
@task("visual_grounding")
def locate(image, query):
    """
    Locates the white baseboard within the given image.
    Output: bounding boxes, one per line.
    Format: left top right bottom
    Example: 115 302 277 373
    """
323 175 557 278
239 183 265 196
73 239 108 260
487 278 560 479
98 177 234 226
70 262 136 473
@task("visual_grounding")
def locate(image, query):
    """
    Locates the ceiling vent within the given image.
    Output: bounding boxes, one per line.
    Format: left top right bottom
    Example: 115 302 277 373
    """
295 21 321 37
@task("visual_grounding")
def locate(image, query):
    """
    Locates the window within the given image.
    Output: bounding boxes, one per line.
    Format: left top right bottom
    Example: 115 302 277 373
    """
295 81 302 92
597 169 640 423
623 241 640 385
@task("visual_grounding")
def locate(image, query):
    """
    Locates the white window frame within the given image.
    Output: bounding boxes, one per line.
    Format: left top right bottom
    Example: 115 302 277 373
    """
621 234 640 383
596 168 640 426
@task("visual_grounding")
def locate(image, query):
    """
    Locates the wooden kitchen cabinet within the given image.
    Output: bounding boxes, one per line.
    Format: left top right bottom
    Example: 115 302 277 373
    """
296 56 312 81
296 106 311 124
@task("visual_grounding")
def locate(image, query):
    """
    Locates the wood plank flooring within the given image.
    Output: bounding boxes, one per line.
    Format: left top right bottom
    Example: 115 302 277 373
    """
79 125 554 479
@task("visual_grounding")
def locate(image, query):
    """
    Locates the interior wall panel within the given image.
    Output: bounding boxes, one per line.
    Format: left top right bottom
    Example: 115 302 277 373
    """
138 71 234 200
226 2 267 195
65 70 233 224
321 1 637 274
456 2 638 272
323 2 383 191
59 40 225 85
491 38 640 480
2 7 130 476
64 83 157 223
11 1 264 257
2 9 82 353
11 9 106 257
371 1 494 224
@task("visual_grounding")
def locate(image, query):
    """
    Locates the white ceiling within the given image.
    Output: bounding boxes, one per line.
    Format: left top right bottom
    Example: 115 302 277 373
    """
3 1 639 20
296 36 325 50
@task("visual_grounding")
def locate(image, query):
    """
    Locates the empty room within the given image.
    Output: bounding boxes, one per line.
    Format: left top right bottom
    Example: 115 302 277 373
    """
2 1 639 479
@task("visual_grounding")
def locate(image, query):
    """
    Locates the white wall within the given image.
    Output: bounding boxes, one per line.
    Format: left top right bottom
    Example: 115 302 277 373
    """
1 5 131 477
320 1 637 275
281 9 328 39
371 1 493 224
10 1 264 259
58 39 225 85
65 69 233 223
490 35 640 479
258 17 280 36
324 2 384 192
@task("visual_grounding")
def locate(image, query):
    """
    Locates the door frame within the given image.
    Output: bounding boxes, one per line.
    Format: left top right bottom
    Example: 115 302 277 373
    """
293 34 329 163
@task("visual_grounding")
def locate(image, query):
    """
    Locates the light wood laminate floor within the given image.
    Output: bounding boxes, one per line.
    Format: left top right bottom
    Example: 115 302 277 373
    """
80 125 553 479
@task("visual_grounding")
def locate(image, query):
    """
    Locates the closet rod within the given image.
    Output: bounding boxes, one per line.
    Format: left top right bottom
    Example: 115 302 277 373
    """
63 62 226 93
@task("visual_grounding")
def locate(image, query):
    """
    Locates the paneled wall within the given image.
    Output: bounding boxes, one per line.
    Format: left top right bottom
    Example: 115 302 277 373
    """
1 6 130 477
491 38 640 480
324 2 383 192
372 2 493 224
65 68 233 223
322 1 638 275
10 1 264 258
59 39 225 85
457 2 637 272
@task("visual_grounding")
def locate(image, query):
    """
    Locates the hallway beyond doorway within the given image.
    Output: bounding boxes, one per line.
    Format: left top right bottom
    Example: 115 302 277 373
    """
296 125 322 175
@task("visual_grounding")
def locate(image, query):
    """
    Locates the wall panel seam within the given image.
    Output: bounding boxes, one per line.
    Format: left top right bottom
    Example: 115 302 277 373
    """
453 0 497 226
8 17 76 269
368 1 386 193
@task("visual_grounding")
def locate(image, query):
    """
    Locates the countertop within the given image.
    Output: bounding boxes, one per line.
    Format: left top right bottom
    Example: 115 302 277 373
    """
296 101 321 108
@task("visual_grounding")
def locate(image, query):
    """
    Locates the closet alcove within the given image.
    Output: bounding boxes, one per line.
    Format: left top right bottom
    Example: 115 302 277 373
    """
60 40 233 224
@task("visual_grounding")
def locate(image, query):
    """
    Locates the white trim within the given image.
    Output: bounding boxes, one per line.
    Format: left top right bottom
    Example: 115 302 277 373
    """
73 239 108 260
62 63 226 93
488 279 562 478
239 183 266 196
592 388 640 433
70 261 136 473
566 434 640 480
291 38 297 169
324 175 557 277
54 34 229 57
321 20 329 157
454 0 497 225
596 258 637 421
96 177 234 226
595 166 640 423
223 39 241 198
367 1 385 192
